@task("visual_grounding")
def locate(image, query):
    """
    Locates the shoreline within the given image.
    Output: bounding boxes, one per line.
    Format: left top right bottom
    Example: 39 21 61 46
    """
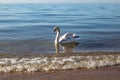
0 65 120 80
0 52 119 73
0 52 120 80
0 52 120 58
0 52 119 80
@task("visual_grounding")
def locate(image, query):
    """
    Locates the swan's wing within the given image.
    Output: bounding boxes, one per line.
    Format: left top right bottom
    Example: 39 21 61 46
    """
59 32 75 44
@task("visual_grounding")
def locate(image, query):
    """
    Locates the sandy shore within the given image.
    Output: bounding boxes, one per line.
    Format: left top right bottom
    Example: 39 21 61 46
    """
0 65 120 80
0 52 120 80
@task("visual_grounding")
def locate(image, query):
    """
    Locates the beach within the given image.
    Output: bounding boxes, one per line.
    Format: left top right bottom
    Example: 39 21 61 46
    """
0 64 119 80
0 52 120 80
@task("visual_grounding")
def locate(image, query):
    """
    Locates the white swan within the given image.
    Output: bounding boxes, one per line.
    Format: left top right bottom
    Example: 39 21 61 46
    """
53 26 79 53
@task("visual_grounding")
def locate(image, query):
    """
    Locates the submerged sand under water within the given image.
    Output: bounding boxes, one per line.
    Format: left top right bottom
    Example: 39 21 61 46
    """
0 52 120 73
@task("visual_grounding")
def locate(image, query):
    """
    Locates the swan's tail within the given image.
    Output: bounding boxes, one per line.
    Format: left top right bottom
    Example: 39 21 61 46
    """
72 33 79 38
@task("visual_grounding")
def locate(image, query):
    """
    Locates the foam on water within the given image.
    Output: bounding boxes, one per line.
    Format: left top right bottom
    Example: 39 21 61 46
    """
0 54 120 73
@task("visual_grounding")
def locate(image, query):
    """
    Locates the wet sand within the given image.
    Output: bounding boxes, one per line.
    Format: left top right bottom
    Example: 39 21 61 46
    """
0 65 120 80
0 52 120 80
0 52 120 58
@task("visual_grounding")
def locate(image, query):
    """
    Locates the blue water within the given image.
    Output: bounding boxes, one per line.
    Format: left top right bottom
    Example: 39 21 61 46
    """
0 4 120 54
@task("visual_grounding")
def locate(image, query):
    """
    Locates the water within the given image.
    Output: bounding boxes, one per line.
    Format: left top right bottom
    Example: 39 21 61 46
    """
0 4 120 54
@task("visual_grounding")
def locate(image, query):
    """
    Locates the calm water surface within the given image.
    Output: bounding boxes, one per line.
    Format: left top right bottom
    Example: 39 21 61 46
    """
0 4 120 54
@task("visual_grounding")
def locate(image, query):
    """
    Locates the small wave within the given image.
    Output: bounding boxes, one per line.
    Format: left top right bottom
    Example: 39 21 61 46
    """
0 54 120 73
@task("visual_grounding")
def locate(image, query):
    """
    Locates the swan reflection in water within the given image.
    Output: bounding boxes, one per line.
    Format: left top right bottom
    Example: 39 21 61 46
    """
60 42 79 53
53 26 79 53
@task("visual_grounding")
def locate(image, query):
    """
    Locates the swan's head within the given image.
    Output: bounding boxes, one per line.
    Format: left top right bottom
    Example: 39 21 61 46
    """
53 26 60 33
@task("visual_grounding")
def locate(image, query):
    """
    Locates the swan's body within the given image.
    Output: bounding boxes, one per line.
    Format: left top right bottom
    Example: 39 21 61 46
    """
59 32 78 44
53 26 79 53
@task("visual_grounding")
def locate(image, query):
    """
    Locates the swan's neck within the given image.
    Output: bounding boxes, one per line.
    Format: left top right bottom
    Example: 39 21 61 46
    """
55 31 60 53
55 31 60 44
